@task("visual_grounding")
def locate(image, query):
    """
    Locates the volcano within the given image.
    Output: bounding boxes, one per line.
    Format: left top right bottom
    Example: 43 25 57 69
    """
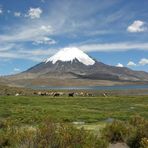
2 47 148 87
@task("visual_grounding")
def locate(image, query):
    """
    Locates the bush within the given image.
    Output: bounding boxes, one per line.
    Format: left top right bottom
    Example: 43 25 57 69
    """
127 128 148 148
0 119 17 148
0 119 109 148
101 120 131 143
127 116 148 148
0 116 147 148
129 115 147 127
0 125 36 148
57 124 108 148
36 121 108 148
101 115 148 148
140 137 148 148
35 120 59 148
0 118 14 129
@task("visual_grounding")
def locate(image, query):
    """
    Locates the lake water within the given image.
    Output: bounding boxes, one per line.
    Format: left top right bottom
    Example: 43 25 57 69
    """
31 84 148 90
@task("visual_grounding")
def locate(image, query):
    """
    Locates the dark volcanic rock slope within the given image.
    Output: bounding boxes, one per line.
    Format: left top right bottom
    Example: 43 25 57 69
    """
24 47 148 82
3 47 148 87
25 59 148 81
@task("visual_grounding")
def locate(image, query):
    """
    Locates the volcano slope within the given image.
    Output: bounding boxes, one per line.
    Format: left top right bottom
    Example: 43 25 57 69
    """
1 47 148 87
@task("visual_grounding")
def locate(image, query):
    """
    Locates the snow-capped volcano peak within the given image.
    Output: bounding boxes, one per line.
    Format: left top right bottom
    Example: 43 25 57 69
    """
45 47 95 66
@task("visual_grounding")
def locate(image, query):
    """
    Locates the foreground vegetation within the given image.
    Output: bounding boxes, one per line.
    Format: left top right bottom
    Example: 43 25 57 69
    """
0 95 147 147
0 116 148 148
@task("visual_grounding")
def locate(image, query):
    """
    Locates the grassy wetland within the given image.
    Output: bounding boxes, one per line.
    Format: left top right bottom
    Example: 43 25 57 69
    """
0 95 148 124
0 91 148 148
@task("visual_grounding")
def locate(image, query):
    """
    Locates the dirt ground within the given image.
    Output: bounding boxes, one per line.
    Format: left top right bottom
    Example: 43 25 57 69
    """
109 143 129 148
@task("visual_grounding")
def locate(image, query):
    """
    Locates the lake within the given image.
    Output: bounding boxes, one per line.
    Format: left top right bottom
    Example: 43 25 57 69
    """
31 84 148 90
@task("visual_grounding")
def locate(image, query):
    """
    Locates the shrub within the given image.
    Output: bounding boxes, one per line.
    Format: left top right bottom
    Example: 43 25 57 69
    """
14 126 36 148
101 116 148 148
0 116 147 148
140 137 148 148
0 132 11 147
127 116 148 148
94 138 109 148
35 120 59 148
0 119 109 148
0 126 36 148
101 120 131 143
57 124 96 148
37 122 108 148
129 115 147 127
0 118 14 129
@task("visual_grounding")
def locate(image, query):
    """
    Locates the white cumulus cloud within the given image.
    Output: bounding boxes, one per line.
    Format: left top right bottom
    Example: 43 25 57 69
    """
14 12 21 17
27 8 42 19
127 20 147 33
127 61 136 66
116 63 124 67
139 58 148 66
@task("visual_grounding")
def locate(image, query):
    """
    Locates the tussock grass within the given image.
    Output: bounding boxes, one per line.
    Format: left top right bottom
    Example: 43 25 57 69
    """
0 95 147 125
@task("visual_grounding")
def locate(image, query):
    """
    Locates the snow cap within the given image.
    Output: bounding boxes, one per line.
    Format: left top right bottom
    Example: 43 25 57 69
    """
45 47 95 66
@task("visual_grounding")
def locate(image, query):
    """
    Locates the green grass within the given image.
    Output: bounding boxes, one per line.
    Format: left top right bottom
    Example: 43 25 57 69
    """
0 95 148 125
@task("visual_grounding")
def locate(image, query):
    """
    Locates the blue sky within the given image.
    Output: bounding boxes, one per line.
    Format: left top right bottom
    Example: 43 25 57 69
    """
0 0 148 75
